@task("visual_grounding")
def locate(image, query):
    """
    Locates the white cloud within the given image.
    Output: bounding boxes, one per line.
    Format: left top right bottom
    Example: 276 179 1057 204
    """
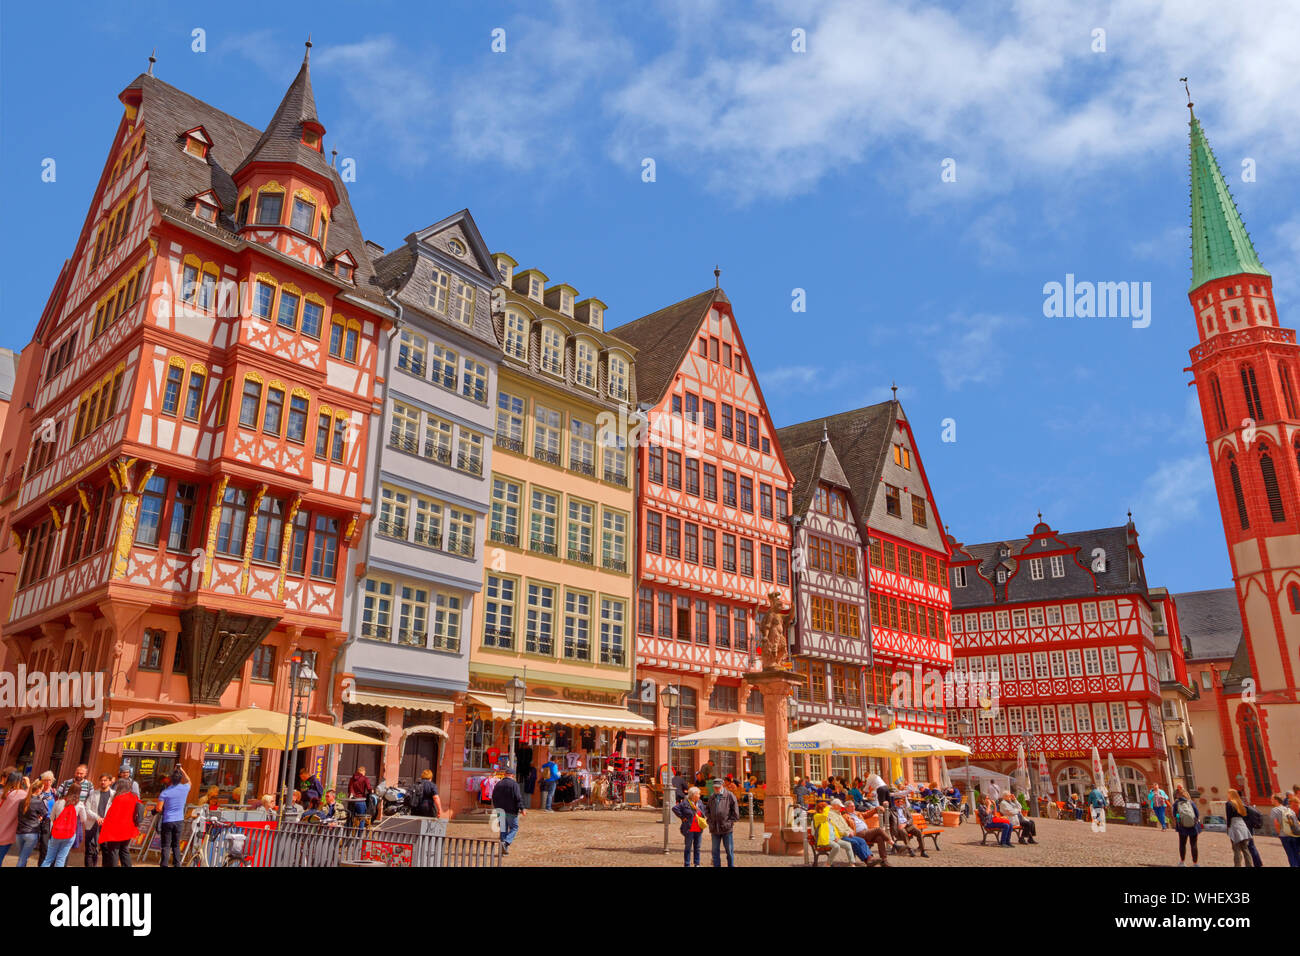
932 312 1018 390
1132 453 1215 539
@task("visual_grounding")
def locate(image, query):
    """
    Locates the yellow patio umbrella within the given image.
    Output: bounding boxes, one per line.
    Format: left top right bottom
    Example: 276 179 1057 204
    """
107 706 383 803
857 725 972 787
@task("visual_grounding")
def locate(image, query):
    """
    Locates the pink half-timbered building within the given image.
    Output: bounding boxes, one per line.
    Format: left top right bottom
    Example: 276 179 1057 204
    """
946 519 1167 802
610 285 795 780
0 46 391 797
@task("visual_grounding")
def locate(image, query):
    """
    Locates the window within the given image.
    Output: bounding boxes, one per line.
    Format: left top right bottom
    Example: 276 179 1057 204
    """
574 341 597 390
301 300 323 339
379 486 410 539
430 591 462 652
685 459 700 496
722 471 737 507
161 364 184 415
1029 557 1043 580
183 368 206 421
1046 605 1061 625
885 484 901 517
534 406 561 464
504 312 528 361
1063 604 1079 624
332 416 348 463
456 430 484 476
608 355 628 400
1012 608 1027 627
166 483 197 552
911 494 927 527
710 684 739 713
1261 451 1286 522
677 687 698 729
251 644 275 681
645 511 661 554
570 419 595 476
702 528 716 568
1099 601 1117 621
428 271 449 312
1240 363 1265 420
251 496 285 563
1066 649 1083 677
760 544 773 582
540 325 564 375
721 404 733 439
740 476 753 512
290 197 315 234
396 585 429 647
286 393 309 443
215 486 249 556
739 539 753 577
484 575 517 648
722 534 737 572
702 463 717 501
311 515 338 578
530 490 559 555
424 416 452 465
563 591 592 660
664 516 681 558
256 191 283 225
490 479 521 548
601 509 627 572
135 475 168 547
238 378 262 428
450 276 475 325
1050 650 1066 678
1082 602 1098 623
139 630 165 671
262 386 285 435
1028 607 1044 627
568 500 595 563
1229 458 1249 529
495 391 525 450
599 598 626 665
462 359 489 404
526 582 556 655
1101 646 1119 674
276 290 300 330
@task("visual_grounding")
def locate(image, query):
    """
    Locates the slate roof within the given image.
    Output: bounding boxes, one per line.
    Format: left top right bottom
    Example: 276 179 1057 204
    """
776 402 897 527
606 288 722 403
949 523 1147 608
782 432 852 518
1188 115 1268 290
1173 587 1243 661
122 55 382 306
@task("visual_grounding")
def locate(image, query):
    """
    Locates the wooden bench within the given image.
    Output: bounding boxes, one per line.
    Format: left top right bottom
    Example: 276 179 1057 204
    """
977 810 1021 845
911 812 943 852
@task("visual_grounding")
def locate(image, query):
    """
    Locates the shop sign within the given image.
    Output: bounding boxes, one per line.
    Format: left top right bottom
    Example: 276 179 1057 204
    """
469 675 628 706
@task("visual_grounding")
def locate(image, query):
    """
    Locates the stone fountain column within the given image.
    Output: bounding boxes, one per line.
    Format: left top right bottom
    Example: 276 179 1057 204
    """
746 666 804 854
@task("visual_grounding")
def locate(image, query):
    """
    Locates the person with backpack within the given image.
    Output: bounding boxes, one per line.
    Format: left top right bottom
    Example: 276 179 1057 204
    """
12 781 46 867
490 772 526 856
1172 785 1200 866
42 785 101 867
1225 789 1261 867
1086 784 1108 828
1270 792 1300 867
408 769 442 818
539 755 560 812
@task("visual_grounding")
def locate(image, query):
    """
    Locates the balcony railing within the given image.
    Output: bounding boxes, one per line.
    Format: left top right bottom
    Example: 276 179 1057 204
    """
603 467 627 486
568 457 595 477
567 547 594 566
575 372 597 391
361 623 391 641
389 429 419 454
462 384 488 404
377 519 407 540
424 442 453 466
397 629 426 648
722 559 737 572
602 555 627 574
533 445 561 466
457 453 483 476
413 527 442 549
446 535 475 558
432 370 457 392
608 385 629 402
495 432 524 454
396 356 426 377
529 535 558 557
489 528 519 548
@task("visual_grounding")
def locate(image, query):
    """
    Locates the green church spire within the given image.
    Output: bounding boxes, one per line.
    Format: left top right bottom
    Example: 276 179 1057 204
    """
1189 113 1269 292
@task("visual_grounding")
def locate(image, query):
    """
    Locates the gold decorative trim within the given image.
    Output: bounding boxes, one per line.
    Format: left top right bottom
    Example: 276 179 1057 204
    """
290 385 310 400
190 362 207 376
260 181 286 193
167 355 186 369
292 187 318 204
48 504 63 530
238 186 252 201
255 271 277 286
276 492 304 600
11 530 23 552
240 483 269 594
304 292 326 306
244 370 264 385
183 253 202 268
77 487 90 515
201 475 229 589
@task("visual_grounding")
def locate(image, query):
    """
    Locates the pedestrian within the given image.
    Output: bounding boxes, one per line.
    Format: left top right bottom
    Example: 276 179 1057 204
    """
1148 783 1170 830
1225 789 1256 867
706 777 740 867
539 753 561 812
698 760 716 796
97 779 143 868
863 768 888 808
490 772 526 857
83 773 115 868
1172 785 1200 866
116 763 141 798
31 771 55 864
42 785 100 867
58 764 93 804
156 764 191 867
283 789 305 823
0 771 26 865
672 785 707 867
296 766 324 805
1270 793 1300 867
1086 783 1107 828
988 779 1001 803
671 767 690 803
346 765 373 826
13 779 48 867
410 768 443 818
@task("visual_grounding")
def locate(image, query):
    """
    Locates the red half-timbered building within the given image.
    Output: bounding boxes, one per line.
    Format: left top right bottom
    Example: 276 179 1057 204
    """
779 400 952 783
0 46 391 796
946 519 1167 802
610 284 794 779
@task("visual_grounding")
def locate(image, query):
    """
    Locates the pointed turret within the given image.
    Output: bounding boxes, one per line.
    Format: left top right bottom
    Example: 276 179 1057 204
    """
234 39 328 177
1189 114 1269 292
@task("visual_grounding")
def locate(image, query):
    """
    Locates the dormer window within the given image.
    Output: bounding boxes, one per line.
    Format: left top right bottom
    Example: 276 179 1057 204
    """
497 259 513 286
256 190 284 225
560 290 573 316
193 191 220 224
504 311 529 361
291 196 316 235
330 251 356 283
575 340 597 390
529 277 542 300
540 325 564 376
236 197 251 229
301 120 325 152
589 304 603 328
181 126 211 160
447 238 466 257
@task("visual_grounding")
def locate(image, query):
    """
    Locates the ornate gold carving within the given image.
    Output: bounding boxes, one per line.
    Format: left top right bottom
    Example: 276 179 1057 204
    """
240 483 269 594
48 504 62 530
201 475 230 589
183 253 202 268
167 355 186 369
260 181 286 193
77 487 90 515
11 530 23 552
276 492 304 600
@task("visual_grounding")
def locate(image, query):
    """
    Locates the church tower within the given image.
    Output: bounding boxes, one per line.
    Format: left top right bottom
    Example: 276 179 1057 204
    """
1186 100 1300 801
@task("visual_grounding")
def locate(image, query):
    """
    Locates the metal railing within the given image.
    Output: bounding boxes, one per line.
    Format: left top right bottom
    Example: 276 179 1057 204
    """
489 528 519 548
261 822 501 867
533 445 561 466
495 433 524 454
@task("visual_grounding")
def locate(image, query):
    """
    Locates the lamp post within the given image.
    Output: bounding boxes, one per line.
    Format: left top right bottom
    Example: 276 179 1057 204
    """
881 704 896 789
277 655 318 829
661 683 680 854
504 674 526 779
1021 730 1038 817
957 717 973 817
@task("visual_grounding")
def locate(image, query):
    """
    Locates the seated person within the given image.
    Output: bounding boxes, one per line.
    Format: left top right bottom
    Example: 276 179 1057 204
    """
847 778 865 808
826 799 875 865
944 785 962 808
979 797 1013 847
842 804 891 863
793 776 813 803
743 775 759 792
811 801 857 865
999 792 1037 845
890 794 929 858
1067 792 1085 820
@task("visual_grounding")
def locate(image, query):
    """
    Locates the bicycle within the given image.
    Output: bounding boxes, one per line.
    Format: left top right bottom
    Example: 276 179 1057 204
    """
189 811 250 867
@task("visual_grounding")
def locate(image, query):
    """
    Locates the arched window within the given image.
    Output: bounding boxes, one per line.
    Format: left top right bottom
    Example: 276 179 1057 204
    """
1056 766 1089 802
1239 706 1273 799
1228 457 1250 530
49 723 70 777
1209 374 1228 432
1280 363 1298 418
1240 363 1265 420
1118 765 1147 805
77 720 96 766
1289 583 1300 612
1260 448 1285 522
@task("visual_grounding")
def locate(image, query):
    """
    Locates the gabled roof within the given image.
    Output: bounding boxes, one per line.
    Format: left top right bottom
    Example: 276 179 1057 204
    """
1173 587 1243 661
783 430 851 518
1188 114 1269 291
121 65 381 302
607 288 722 402
776 401 897 526
232 46 325 178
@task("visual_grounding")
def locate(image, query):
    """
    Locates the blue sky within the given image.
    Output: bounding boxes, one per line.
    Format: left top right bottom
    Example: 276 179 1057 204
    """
5 0 1300 594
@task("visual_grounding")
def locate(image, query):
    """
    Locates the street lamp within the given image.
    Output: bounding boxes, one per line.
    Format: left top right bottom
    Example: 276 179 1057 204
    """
504 675 526 777
278 654 318 828
957 717 973 816
661 683 681 854
1021 730 1038 817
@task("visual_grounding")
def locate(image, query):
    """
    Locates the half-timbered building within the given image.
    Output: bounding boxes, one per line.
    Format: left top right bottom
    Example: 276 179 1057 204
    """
946 518 1167 802
778 400 951 783
0 46 391 797
610 283 795 781
336 210 502 795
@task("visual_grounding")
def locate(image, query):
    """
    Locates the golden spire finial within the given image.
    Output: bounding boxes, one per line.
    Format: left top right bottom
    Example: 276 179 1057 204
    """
1180 76 1194 118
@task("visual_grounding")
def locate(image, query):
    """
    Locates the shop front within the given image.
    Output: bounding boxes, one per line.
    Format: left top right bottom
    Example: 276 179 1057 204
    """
452 677 653 812
335 691 454 797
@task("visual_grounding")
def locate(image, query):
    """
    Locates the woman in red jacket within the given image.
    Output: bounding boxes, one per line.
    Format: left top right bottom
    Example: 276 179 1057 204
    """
97 779 144 868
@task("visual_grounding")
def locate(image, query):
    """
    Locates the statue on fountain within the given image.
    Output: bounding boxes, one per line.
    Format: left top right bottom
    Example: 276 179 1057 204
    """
758 591 792 671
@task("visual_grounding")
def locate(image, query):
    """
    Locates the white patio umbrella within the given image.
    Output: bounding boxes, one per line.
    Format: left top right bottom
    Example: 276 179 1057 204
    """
1015 740 1028 792
671 719 766 752
938 756 952 789
855 726 972 758
1106 752 1123 799
1038 751 1052 798
1091 746 1108 797
787 721 880 754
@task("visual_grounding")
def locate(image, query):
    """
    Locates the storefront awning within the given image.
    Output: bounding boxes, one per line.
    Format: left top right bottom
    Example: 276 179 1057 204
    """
350 691 453 713
467 693 654 730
